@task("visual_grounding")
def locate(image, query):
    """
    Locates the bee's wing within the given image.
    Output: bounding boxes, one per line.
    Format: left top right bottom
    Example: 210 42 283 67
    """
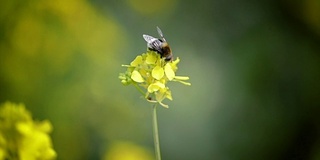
143 34 156 43
143 34 162 52
156 26 166 42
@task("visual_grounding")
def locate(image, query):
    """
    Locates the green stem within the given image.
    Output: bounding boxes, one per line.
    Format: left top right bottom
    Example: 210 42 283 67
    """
152 104 161 160
133 83 145 96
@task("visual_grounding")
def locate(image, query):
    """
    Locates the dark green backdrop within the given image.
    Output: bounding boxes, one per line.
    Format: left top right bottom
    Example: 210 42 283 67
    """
1 0 319 159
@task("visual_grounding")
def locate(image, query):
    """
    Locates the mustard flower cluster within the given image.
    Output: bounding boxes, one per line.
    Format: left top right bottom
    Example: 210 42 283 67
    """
119 51 191 108
0 102 56 160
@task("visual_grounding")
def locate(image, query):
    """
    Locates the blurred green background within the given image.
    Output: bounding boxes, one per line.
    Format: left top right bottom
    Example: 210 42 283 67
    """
1 0 320 159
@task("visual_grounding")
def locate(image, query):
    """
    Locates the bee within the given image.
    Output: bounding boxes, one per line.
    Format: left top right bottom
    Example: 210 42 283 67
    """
143 26 173 61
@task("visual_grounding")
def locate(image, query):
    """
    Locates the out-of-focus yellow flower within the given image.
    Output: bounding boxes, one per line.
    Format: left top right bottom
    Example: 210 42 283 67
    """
103 141 153 160
119 51 191 108
0 102 57 160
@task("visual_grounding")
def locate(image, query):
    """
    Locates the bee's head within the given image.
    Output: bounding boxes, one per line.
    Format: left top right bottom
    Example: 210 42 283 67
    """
164 54 173 61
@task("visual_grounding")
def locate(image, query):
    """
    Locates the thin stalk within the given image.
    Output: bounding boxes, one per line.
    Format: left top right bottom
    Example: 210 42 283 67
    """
152 104 161 160
133 83 146 96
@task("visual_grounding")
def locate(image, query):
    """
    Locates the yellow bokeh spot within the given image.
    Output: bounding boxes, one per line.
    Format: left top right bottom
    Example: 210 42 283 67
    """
103 141 153 160
0 149 5 160
11 14 43 57
0 102 56 160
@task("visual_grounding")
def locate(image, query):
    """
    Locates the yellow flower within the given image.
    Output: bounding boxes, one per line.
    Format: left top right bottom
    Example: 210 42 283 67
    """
119 51 191 108
0 102 57 160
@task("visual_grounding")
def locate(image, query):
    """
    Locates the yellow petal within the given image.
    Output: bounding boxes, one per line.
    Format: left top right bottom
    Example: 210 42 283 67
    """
130 56 143 67
148 84 159 93
131 70 144 82
165 89 173 100
172 57 180 65
147 81 165 93
146 52 157 64
152 66 164 80
164 63 175 80
169 57 180 71
174 76 189 80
